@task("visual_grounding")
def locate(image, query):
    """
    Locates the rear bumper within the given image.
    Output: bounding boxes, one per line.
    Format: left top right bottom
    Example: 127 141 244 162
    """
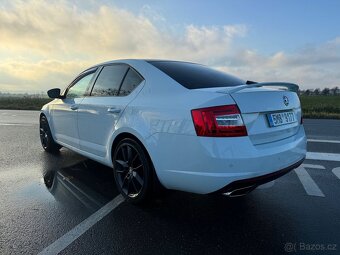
213 157 305 195
146 125 307 194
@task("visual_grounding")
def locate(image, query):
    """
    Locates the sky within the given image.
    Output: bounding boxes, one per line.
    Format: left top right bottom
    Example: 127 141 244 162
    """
0 0 340 93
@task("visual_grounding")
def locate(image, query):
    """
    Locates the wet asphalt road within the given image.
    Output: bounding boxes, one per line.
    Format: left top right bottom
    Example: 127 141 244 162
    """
0 110 340 255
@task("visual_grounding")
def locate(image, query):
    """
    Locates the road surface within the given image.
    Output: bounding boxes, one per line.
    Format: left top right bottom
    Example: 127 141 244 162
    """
0 110 339 255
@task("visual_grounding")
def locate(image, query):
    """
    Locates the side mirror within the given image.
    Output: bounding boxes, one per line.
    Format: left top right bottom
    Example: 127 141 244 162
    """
47 88 62 99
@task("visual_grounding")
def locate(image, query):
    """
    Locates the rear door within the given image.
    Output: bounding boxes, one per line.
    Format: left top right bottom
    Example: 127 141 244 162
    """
77 64 144 157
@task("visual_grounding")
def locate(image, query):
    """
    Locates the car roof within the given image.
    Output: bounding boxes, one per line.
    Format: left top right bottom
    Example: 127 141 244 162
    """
83 59 199 72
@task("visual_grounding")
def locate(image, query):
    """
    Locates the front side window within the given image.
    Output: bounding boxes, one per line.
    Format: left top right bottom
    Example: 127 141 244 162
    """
91 65 128 97
66 72 95 98
118 68 143 96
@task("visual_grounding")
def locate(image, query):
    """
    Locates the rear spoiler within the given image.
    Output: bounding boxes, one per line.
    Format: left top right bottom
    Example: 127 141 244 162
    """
218 82 299 94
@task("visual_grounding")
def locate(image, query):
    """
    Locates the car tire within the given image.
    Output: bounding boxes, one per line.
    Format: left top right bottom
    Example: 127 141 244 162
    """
40 115 62 153
113 138 155 204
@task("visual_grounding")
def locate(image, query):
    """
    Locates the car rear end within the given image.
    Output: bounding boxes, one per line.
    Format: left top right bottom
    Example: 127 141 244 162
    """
145 61 307 195
191 86 306 195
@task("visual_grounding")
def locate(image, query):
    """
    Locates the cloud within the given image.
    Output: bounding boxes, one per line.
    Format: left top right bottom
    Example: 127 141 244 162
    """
0 1 245 60
216 37 340 89
0 59 91 92
0 0 339 92
0 0 247 92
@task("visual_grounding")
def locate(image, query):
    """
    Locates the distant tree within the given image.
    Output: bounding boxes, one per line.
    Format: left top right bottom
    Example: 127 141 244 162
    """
321 87 330 95
331 86 339 95
304 89 311 96
314 88 320 95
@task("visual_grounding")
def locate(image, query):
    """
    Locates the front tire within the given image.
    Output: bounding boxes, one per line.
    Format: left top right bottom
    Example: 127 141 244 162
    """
40 115 61 153
113 138 153 204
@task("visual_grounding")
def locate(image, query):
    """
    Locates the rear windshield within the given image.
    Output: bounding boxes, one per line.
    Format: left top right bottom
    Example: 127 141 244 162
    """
147 61 245 89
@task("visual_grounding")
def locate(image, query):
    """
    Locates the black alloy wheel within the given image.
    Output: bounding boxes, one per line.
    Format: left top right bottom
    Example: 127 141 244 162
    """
39 115 61 153
113 138 153 203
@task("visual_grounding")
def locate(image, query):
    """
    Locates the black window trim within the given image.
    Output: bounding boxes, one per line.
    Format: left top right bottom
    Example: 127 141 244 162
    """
88 63 145 98
117 67 130 95
88 65 104 96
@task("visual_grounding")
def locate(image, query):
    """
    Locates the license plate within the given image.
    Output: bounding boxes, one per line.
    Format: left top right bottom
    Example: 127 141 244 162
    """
267 111 297 127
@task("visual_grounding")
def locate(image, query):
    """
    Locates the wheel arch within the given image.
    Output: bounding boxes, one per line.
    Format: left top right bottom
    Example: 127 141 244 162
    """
111 132 152 166
39 110 58 143
110 131 163 188
40 109 52 124
39 112 46 120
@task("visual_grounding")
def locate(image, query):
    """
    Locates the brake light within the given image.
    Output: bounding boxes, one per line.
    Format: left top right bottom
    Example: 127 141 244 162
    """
191 105 247 137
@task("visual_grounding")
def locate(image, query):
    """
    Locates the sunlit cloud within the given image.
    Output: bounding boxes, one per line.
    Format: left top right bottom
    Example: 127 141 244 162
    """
217 37 340 89
0 59 91 91
0 0 245 60
0 0 339 92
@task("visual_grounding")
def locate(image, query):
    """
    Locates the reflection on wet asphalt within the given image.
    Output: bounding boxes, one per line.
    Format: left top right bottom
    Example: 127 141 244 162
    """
43 157 119 213
0 117 121 254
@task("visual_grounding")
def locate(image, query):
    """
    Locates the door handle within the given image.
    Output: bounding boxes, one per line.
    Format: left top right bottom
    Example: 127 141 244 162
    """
107 107 121 114
70 104 78 110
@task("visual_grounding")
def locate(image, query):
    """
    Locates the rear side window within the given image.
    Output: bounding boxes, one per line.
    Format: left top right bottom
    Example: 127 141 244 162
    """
118 68 143 96
91 65 128 96
148 61 245 89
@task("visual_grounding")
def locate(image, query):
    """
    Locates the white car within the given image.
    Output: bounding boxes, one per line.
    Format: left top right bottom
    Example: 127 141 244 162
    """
40 59 306 203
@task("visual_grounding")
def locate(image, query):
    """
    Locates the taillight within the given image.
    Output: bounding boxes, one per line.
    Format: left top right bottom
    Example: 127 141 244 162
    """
191 105 247 137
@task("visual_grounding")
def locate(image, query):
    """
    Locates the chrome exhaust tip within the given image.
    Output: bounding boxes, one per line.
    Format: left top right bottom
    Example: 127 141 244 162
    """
223 185 257 197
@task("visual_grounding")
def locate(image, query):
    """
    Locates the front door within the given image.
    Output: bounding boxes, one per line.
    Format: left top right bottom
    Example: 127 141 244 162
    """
51 70 96 149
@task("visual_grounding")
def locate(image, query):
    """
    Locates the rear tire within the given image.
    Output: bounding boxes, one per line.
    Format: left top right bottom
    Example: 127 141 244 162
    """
113 138 154 204
40 115 61 153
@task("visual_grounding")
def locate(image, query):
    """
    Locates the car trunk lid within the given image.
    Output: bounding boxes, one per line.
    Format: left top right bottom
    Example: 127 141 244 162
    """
196 84 302 145
229 88 301 145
